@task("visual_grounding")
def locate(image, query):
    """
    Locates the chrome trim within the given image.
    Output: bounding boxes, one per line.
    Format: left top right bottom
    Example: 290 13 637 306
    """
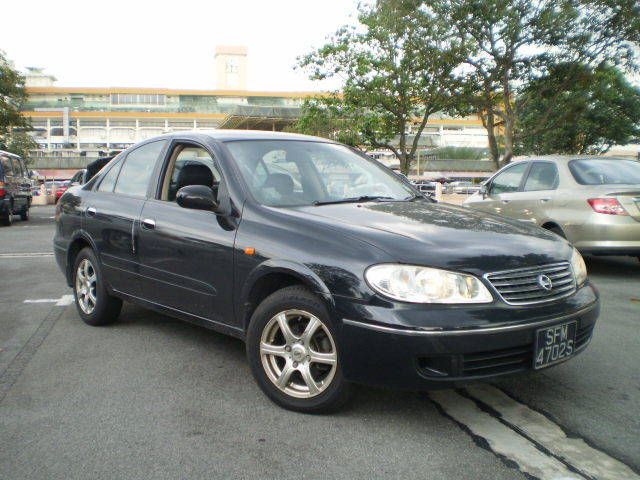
342 303 597 336
484 262 577 306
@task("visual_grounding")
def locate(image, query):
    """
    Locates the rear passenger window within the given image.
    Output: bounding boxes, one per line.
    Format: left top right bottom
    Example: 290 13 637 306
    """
524 163 559 191
97 162 122 192
114 140 166 198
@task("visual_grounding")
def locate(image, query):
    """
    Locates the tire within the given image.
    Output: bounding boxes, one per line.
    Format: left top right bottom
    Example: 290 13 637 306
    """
72 247 122 326
1 207 12 226
20 206 29 221
246 285 351 413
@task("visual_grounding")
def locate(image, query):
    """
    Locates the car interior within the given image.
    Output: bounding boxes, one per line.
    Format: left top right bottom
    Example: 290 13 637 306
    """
161 146 221 202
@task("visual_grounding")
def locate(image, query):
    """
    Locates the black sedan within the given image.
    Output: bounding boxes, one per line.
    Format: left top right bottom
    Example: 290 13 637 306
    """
54 131 599 413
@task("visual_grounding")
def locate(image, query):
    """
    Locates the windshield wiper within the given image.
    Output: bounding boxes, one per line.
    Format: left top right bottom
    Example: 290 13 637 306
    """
313 195 397 206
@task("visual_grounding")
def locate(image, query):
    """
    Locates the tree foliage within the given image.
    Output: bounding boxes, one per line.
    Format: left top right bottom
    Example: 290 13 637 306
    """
0 51 34 161
0 51 30 136
298 0 466 174
517 63 640 155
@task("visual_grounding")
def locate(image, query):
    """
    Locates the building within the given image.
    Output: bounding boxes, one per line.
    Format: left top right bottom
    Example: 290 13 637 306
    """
215 45 248 90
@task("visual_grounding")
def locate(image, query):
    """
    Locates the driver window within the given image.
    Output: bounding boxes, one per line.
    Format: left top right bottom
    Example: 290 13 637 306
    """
161 145 221 202
490 163 528 195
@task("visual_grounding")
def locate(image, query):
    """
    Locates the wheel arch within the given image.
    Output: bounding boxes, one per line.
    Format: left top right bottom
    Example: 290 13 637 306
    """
240 260 335 332
65 231 98 287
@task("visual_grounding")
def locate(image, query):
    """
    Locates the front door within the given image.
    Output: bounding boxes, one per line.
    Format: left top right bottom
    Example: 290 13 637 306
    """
136 143 237 324
480 162 530 218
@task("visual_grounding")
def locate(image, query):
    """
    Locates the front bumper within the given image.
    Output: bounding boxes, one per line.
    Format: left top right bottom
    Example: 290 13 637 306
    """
336 285 600 389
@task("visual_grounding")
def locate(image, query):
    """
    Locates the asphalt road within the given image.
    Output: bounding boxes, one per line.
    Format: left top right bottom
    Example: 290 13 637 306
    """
0 205 638 480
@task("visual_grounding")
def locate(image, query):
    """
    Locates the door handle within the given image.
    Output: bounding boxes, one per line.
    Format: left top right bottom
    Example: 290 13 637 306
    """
540 198 551 203
501 200 510 204
142 218 156 230
86 207 96 216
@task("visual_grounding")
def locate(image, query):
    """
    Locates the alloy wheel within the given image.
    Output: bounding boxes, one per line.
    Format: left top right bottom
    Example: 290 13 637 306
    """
76 258 97 314
260 309 337 398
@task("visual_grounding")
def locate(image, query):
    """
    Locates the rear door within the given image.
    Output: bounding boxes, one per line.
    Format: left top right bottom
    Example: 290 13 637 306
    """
84 140 167 297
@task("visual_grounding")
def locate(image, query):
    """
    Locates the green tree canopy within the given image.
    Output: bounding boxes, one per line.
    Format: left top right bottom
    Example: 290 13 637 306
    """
517 62 640 155
298 0 466 175
0 51 34 161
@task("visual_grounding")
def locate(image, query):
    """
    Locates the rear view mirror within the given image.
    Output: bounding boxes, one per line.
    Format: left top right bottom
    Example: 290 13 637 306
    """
176 185 219 212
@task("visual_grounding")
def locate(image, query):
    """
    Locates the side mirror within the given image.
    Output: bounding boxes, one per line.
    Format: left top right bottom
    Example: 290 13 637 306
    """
176 185 219 212
480 184 489 198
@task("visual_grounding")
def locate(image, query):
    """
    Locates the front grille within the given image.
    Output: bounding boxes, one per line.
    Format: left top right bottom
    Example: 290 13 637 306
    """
485 262 576 306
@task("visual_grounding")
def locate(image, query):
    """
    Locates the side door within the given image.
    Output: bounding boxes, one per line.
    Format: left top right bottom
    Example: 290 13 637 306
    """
518 161 560 224
84 140 167 298
136 141 238 325
481 162 530 218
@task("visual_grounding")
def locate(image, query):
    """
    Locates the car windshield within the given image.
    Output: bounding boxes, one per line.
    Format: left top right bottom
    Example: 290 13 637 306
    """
226 140 417 207
569 159 640 185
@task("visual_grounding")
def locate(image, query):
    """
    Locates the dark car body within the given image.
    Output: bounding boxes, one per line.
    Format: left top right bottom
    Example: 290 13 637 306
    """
0 150 32 224
54 131 599 390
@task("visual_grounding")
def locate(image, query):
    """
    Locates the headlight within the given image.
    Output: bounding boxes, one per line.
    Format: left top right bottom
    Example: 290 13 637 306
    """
571 248 587 286
365 264 493 304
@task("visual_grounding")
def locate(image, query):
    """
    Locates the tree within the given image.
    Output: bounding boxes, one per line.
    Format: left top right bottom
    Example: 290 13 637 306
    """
516 62 640 155
436 0 640 168
0 51 34 161
0 132 38 165
299 0 465 175
290 96 386 149
0 52 30 135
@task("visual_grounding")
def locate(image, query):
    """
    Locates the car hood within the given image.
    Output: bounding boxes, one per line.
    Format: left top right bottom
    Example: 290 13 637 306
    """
287 200 573 275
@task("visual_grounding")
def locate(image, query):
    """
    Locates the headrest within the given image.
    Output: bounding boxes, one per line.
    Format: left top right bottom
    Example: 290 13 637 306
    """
263 173 294 196
177 163 214 190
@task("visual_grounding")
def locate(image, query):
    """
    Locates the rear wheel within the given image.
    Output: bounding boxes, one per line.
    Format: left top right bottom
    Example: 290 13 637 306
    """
72 247 122 326
246 286 351 413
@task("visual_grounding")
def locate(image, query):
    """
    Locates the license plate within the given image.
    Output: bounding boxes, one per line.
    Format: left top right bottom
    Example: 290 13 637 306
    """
533 321 577 369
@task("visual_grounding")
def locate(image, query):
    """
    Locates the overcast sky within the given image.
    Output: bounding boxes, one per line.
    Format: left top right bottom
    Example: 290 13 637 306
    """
1 0 359 91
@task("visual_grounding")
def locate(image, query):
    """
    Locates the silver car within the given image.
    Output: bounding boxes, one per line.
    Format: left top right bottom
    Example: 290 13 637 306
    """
464 156 640 260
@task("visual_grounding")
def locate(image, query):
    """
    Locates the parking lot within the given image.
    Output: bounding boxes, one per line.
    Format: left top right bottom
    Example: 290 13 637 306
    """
1 205 638 480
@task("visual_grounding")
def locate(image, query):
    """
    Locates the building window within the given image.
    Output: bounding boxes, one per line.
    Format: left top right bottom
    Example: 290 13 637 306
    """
110 93 166 105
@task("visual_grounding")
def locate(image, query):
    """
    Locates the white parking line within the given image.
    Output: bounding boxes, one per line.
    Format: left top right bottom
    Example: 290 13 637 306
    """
466 384 640 480
429 389 585 480
24 295 74 306
0 252 54 258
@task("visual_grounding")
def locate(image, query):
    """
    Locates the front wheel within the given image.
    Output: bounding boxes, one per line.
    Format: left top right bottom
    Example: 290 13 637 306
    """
72 247 122 326
246 286 351 413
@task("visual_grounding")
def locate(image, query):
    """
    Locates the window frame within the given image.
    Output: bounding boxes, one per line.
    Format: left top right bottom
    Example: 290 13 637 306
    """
152 139 226 203
522 161 560 192
488 161 531 195
106 139 168 199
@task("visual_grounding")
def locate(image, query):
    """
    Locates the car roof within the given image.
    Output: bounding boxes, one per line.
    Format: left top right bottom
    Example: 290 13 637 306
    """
511 155 632 164
156 129 336 144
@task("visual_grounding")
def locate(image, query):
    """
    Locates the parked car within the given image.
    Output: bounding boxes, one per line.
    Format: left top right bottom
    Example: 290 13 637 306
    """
54 132 599 413
413 180 437 197
0 150 32 225
450 181 481 195
44 180 71 202
464 156 640 261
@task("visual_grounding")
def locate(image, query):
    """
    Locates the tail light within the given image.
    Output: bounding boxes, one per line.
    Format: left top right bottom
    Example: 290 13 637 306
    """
0 181 5 198
587 198 628 215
